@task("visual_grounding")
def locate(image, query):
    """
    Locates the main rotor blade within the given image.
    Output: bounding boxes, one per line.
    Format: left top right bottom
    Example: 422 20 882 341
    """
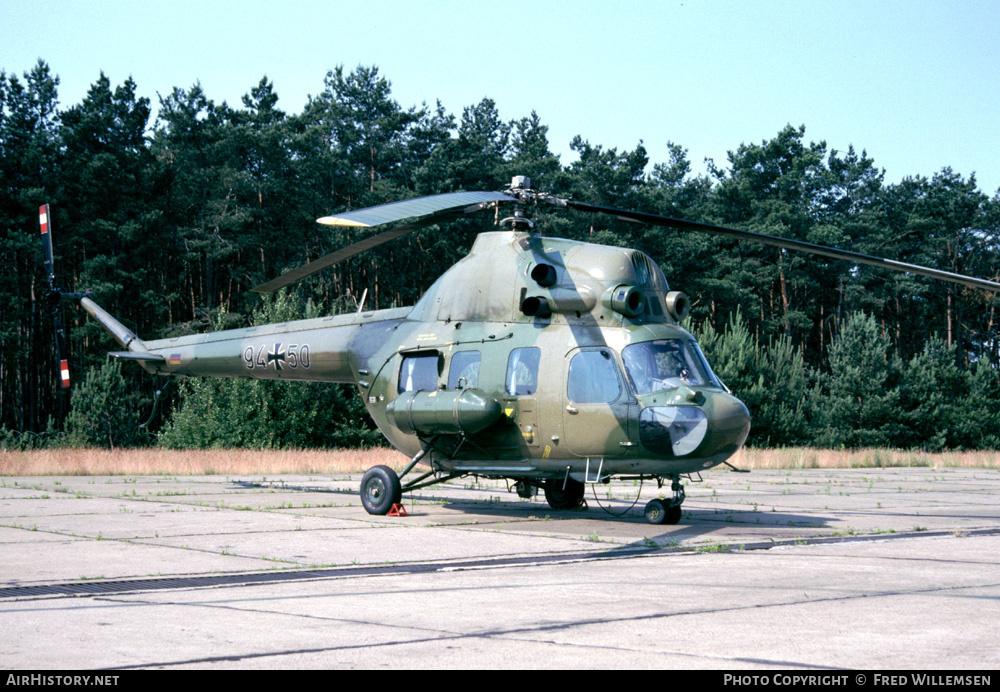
252 214 454 294
254 191 514 293
318 191 514 228
564 200 1000 294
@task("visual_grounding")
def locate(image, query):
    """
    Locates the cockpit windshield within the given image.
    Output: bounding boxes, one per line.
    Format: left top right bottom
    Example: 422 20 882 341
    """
622 339 710 394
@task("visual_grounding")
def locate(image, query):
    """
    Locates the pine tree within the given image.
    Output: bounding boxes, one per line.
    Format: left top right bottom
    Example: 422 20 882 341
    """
812 312 904 447
692 309 808 446
898 336 966 451
65 360 144 448
955 357 1000 449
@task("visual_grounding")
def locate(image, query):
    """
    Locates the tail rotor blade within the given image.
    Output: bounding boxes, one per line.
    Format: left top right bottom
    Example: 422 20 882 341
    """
53 312 70 389
39 204 56 287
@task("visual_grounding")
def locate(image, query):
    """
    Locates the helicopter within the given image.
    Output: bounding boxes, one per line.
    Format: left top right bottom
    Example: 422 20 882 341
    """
39 176 1000 524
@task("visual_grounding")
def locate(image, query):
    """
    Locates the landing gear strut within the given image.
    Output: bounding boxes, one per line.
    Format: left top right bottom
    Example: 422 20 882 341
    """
644 476 684 525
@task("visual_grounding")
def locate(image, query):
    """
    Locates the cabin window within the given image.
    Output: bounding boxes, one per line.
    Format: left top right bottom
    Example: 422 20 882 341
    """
622 340 706 394
505 347 540 396
567 350 622 404
398 353 440 393
448 351 481 389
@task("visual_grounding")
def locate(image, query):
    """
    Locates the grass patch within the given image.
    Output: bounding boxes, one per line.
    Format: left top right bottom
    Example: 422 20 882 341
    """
3 445 998 477
1 447 409 477
732 447 999 470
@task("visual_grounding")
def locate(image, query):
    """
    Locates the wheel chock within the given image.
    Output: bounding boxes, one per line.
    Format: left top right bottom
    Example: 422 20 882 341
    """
388 503 407 517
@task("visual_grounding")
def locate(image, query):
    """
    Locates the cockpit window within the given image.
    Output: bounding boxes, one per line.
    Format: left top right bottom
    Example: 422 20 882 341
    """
622 340 707 394
506 347 540 396
690 341 723 389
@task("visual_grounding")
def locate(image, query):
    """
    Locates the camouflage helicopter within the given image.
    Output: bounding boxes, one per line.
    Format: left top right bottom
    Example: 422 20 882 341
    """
40 177 1000 524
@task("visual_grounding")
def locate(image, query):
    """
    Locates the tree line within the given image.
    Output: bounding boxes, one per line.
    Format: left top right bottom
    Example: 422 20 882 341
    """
2 60 999 450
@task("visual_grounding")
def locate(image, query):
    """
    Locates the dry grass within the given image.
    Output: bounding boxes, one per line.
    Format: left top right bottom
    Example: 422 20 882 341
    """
0 447 409 477
731 447 1000 470
2 446 998 477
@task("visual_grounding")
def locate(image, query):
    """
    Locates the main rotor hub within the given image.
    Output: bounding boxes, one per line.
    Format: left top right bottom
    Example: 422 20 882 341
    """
499 208 534 231
510 175 531 191
500 175 538 231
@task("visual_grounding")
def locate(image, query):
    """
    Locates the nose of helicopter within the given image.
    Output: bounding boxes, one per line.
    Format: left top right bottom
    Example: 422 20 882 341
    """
702 390 751 457
637 389 750 458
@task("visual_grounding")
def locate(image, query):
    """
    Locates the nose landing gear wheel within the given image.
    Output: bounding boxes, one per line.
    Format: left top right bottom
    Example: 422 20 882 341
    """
644 498 683 525
645 475 685 525
361 465 403 515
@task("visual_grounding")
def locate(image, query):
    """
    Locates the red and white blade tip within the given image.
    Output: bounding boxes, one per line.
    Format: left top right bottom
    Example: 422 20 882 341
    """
39 205 49 234
60 360 70 388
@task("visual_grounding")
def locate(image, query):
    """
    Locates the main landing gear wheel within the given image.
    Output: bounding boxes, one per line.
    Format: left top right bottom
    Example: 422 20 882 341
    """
360 465 402 515
644 499 682 525
544 477 586 510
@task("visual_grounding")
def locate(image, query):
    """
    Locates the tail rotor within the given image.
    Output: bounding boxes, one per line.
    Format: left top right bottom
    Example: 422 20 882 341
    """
39 204 72 390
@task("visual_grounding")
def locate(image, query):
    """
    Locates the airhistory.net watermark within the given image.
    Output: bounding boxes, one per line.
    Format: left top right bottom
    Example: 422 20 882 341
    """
6 676 118 687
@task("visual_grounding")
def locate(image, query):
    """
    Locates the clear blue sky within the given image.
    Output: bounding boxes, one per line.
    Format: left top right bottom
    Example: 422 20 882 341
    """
3 0 999 195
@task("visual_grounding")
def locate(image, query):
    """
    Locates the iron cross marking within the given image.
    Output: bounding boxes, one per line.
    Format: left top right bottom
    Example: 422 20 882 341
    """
267 343 286 371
